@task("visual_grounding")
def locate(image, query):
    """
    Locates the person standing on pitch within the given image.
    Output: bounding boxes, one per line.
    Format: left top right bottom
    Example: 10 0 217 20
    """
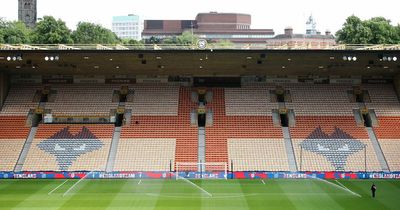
371 183 377 198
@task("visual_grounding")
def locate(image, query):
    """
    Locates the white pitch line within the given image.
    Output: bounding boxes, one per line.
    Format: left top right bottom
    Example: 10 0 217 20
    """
261 180 265 185
176 174 212 197
138 180 142 185
305 174 361 198
63 171 93 197
48 180 69 195
334 180 360 197
330 179 362 198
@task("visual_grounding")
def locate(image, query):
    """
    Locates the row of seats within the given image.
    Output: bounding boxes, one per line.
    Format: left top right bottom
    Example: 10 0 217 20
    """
0 85 40 116
292 137 382 171
224 84 400 117
121 87 198 167
290 116 382 171
284 84 359 116
365 84 400 116
225 86 277 116
373 116 400 171
0 117 30 171
22 124 114 171
113 138 176 171
125 85 179 116
206 88 284 163
45 84 119 116
228 138 290 171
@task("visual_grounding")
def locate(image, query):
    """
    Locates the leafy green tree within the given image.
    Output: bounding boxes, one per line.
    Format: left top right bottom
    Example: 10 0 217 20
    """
121 38 143 45
72 22 119 44
0 19 5 43
212 39 234 48
0 21 32 44
364 17 398 44
121 38 145 49
336 15 371 44
31 16 73 44
146 36 161 44
162 31 198 45
336 15 400 44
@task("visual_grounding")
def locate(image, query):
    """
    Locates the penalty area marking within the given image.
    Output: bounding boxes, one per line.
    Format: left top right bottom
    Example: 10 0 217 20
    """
176 175 212 197
334 180 361 197
261 180 265 185
48 180 69 195
305 174 362 198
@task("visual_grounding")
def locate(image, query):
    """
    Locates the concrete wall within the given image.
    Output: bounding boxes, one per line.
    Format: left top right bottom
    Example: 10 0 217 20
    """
394 74 400 101
0 72 9 109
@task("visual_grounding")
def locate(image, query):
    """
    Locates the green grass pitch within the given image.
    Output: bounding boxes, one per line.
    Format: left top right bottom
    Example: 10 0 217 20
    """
0 179 399 209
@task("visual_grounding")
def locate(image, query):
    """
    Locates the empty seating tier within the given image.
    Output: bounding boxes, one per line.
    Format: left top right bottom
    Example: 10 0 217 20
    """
0 85 41 116
374 117 400 171
0 116 30 171
225 85 277 116
22 124 114 171
125 84 179 116
206 88 284 163
228 139 289 171
121 87 198 167
45 84 119 116
113 138 176 171
364 84 400 116
284 84 358 116
291 116 381 171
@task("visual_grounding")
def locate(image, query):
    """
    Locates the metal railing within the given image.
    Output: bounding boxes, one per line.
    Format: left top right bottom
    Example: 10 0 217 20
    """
1 43 399 51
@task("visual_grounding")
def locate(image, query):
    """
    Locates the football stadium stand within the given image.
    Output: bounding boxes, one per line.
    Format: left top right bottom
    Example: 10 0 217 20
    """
119 87 198 171
44 84 119 116
22 124 113 171
125 84 179 116
0 70 399 174
0 85 41 116
0 116 30 171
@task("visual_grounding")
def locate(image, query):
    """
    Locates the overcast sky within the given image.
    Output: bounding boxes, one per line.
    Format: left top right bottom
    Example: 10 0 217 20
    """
1 0 400 34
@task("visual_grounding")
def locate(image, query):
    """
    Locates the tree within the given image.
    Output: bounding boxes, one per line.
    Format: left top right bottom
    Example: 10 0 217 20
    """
161 31 198 45
31 16 73 44
212 39 234 48
121 38 145 49
0 18 6 43
146 36 161 44
336 15 400 44
72 22 119 44
121 39 143 45
364 17 398 44
0 21 32 44
336 15 371 44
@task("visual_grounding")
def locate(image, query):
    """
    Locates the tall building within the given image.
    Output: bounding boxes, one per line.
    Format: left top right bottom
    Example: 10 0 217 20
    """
18 0 37 28
112 14 142 41
142 12 274 44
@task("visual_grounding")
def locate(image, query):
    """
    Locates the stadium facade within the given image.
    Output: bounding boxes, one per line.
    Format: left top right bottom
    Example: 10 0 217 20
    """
0 44 399 179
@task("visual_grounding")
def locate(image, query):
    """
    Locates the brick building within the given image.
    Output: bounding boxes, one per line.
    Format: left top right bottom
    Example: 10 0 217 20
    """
142 12 274 44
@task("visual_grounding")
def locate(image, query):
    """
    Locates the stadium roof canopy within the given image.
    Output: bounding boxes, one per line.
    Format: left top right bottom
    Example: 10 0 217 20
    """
0 44 399 77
